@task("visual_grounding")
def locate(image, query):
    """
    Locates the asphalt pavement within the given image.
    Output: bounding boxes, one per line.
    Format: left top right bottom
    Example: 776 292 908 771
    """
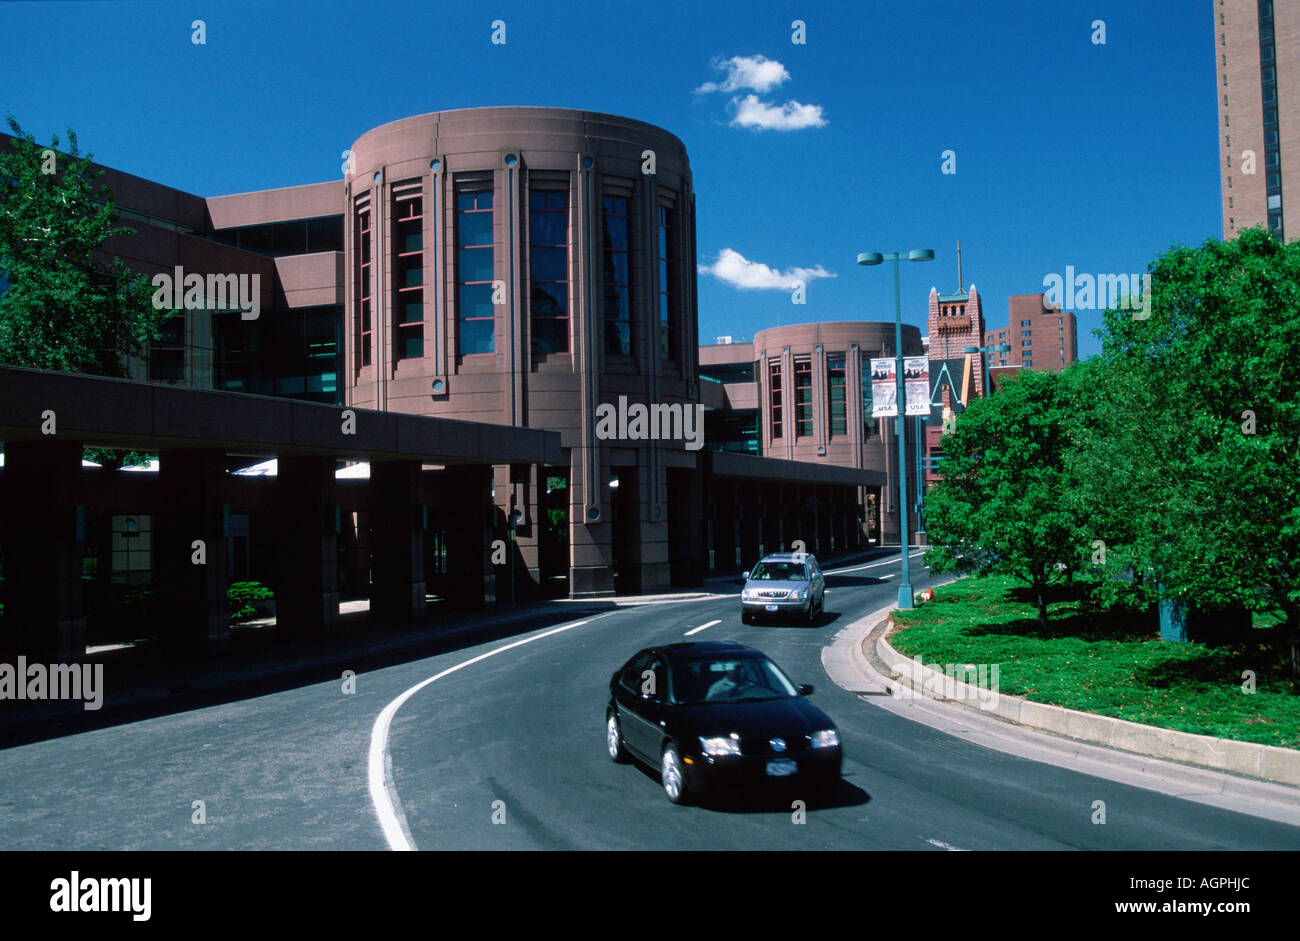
1 550 1297 850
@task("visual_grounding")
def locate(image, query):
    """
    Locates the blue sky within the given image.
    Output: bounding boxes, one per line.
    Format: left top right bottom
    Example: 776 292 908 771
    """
0 0 1218 359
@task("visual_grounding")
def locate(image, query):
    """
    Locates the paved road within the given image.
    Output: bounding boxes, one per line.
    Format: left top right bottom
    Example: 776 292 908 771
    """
1 552 1297 850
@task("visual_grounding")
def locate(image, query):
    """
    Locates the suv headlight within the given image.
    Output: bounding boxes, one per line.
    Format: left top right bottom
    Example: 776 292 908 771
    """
699 735 742 757
740 589 754 601
792 586 809 601
809 729 839 749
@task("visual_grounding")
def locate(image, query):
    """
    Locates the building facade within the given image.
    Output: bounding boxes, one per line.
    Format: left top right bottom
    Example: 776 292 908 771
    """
1 107 884 646
1216 0 1300 240
340 108 701 597
700 321 925 546
984 293 1078 375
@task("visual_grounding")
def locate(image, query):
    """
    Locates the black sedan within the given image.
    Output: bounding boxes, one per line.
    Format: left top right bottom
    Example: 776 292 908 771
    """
605 641 842 804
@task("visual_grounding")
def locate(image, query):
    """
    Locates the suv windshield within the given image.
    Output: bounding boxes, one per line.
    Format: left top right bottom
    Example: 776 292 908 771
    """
748 561 808 581
670 656 798 704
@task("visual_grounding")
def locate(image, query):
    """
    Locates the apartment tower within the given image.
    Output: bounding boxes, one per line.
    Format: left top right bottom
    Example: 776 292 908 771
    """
1216 0 1300 240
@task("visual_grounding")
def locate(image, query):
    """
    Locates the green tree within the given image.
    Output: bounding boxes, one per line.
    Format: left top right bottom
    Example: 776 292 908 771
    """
1079 228 1300 676
923 368 1089 627
0 115 165 376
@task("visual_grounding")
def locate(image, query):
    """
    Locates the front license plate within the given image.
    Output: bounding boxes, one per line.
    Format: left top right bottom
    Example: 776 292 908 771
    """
765 604 779 612
766 759 797 776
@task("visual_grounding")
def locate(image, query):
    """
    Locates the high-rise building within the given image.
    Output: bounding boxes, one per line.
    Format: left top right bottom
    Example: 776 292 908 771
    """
1216 0 1300 241
984 293 1078 375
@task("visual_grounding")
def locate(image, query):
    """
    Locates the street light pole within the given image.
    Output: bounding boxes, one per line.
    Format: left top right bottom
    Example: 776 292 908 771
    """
858 248 933 610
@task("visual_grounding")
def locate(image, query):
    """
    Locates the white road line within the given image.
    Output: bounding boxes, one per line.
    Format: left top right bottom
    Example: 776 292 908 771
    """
368 612 618 851
685 619 722 636
826 551 927 576
926 838 968 851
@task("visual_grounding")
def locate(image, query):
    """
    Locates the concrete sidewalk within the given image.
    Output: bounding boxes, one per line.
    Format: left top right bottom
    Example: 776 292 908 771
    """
822 601 1300 829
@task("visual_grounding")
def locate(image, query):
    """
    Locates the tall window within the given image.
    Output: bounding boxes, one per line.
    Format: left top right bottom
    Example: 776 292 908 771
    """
794 358 813 438
770 360 783 439
827 354 846 436
149 314 186 383
393 182 423 360
354 196 373 368
862 361 873 439
602 194 632 356
529 187 569 354
456 177 495 356
657 204 678 360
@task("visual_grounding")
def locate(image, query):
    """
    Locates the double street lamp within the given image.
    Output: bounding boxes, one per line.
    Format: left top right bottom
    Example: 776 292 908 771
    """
857 248 933 610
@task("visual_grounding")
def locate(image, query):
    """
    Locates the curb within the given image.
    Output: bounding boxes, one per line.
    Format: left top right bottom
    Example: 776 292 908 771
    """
875 618 1300 789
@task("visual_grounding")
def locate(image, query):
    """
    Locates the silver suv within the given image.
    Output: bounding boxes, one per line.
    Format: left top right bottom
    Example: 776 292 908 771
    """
739 552 825 625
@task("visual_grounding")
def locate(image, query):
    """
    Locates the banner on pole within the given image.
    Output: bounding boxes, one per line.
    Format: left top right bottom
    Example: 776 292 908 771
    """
869 358 897 417
903 357 930 416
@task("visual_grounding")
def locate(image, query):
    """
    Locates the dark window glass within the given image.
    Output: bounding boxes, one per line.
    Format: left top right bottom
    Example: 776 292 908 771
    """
458 247 494 283
770 360 783 439
603 194 632 355
457 182 495 355
529 185 569 355
794 359 813 437
459 282 495 319
862 362 873 438
457 314 495 355
531 245 567 283
827 354 846 436
393 190 423 360
658 205 679 360
354 202 373 368
216 305 341 404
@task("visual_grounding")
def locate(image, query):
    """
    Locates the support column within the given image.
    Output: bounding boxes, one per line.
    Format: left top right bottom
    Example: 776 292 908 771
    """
1 439 86 660
738 482 760 571
370 460 426 623
443 464 493 609
816 486 832 556
570 448 614 597
667 466 704 587
713 480 738 574
276 455 340 638
156 448 230 659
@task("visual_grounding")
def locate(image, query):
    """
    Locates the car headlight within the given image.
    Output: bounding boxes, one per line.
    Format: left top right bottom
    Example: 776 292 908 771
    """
809 729 839 749
699 735 742 757
740 589 754 601
792 587 809 601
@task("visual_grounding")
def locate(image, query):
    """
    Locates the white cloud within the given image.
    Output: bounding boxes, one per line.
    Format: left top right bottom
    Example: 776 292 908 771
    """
696 54 790 94
698 248 835 290
731 94 827 131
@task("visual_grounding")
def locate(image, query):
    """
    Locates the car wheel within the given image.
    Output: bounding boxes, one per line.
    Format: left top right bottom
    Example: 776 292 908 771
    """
807 599 818 625
661 743 689 804
741 611 753 625
606 711 628 763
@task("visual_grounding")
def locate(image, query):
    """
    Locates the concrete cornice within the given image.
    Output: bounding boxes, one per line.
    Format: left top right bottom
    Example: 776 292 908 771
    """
0 366 563 466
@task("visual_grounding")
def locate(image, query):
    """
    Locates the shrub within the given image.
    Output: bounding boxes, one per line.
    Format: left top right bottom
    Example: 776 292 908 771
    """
228 581 274 622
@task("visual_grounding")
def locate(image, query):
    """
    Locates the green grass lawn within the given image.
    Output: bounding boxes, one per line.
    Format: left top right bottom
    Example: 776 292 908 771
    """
890 575 1300 749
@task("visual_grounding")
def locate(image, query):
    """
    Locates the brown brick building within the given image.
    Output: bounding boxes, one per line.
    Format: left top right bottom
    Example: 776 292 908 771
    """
1216 0 1300 241
983 293 1078 376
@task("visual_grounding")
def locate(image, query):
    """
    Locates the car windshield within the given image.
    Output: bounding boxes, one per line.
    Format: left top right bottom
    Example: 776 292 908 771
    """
748 561 808 581
670 656 798 704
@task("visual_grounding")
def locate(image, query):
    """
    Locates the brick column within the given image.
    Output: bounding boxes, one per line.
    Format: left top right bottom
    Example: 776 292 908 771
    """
276 455 340 637
370 460 426 624
444 464 493 609
156 448 230 659
1 439 86 660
